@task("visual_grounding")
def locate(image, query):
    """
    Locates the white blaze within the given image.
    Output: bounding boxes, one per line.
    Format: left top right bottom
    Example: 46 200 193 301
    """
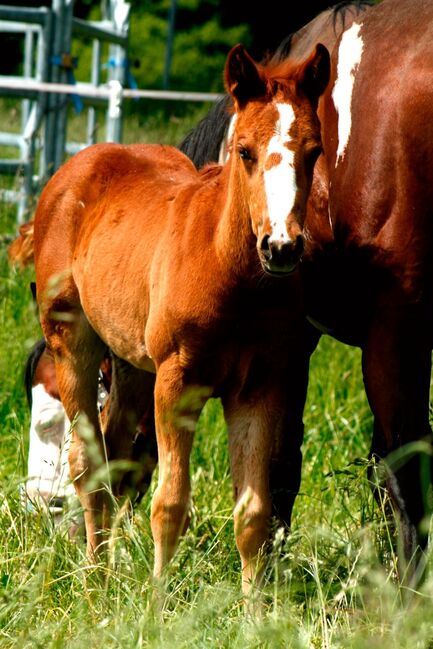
264 103 297 242
332 22 364 164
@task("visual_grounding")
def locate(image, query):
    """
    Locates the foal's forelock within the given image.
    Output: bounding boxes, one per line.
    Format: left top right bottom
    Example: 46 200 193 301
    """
264 102 297 244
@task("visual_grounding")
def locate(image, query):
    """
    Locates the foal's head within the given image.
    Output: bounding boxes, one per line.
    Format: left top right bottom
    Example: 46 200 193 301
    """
225 43 329 275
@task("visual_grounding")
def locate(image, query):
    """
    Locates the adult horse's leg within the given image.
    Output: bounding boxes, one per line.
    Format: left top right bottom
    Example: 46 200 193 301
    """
269 322 321 529
42 306 107 558
102 356 157 504
150 355 204 578
362 307 432 584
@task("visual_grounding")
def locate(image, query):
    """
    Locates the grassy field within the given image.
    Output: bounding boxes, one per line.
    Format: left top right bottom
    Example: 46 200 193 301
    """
0 107 432 648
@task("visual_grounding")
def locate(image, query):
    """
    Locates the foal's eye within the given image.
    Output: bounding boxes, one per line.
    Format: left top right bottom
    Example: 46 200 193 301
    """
239 146 253 162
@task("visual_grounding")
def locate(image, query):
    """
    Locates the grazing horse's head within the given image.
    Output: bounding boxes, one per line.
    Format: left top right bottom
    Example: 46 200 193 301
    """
225 43 330 275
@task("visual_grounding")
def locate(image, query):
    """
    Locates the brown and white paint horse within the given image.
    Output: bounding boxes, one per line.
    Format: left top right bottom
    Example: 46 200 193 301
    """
274 0 433 582
181 0 433 585
313 0 433 581
32 43 330 595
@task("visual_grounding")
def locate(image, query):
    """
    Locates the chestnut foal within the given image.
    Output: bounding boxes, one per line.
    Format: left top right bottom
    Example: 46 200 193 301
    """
33 43 329 595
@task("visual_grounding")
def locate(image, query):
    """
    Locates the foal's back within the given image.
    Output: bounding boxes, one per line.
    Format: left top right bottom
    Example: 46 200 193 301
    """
33 142 228 367
34 145 199 305
34 142 198 271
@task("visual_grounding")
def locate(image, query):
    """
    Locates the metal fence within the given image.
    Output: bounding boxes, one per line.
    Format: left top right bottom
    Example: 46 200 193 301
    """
0 0 131 222
0 0 222 224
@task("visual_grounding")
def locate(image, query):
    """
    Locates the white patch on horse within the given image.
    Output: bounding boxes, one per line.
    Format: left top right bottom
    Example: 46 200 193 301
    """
332 22 364 165
264 103 297 243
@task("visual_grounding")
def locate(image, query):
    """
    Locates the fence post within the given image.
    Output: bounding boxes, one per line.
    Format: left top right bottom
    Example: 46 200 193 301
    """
0 2 133 224
105 0 130 142
47 0 74 173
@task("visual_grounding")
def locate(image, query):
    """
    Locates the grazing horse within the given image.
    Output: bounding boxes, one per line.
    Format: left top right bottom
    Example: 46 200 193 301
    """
23 338 72 514
23 338 156 512
32 43 330 594
181 0 433 583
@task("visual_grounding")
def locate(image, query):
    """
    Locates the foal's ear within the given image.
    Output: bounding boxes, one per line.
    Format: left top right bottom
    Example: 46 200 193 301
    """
296 43 330 105
225 44 266 109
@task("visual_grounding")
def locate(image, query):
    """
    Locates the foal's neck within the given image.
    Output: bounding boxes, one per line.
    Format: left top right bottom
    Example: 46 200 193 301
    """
214 159 258 283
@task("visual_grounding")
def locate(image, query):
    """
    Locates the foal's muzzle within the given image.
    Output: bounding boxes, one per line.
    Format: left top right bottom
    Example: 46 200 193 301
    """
259 234 304 275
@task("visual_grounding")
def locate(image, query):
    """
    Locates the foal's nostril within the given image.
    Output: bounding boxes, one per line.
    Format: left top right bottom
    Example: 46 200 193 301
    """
260 234 271 259
260 234 305 274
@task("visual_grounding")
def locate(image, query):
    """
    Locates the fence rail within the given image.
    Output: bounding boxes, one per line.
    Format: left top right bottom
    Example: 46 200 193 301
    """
0 0 223 223
0 77 222 103
0 0 131 222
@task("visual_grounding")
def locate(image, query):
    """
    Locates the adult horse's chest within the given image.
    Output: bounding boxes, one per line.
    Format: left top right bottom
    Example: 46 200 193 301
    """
301 244 375 347
302 205 433 348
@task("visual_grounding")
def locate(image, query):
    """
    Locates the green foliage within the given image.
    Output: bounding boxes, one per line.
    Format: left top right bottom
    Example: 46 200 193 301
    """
128 6 249 92
72 0 249 99
170 20 249 92
128 11 168 89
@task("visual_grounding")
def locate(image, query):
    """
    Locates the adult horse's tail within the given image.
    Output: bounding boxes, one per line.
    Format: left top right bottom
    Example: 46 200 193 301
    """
8 219 35 268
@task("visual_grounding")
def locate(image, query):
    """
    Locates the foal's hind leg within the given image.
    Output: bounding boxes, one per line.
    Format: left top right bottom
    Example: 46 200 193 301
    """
41 306 106 558
362 307 433 584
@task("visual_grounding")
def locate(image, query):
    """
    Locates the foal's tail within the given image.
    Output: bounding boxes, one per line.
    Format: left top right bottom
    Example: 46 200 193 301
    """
8 219 35 268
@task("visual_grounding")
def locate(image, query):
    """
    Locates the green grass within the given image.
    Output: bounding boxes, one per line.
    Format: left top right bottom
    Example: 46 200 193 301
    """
0 112 433 648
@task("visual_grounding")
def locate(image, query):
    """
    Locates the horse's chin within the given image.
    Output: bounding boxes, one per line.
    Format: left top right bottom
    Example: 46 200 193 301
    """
261 260 298 277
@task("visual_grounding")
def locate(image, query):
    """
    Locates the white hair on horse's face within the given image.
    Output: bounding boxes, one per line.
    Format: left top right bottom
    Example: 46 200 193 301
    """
332 22 364 165
264 102 297 244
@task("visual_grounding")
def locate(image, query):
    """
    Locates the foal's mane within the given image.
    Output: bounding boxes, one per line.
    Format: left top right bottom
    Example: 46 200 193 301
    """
256 57 312 91
198 163 224 180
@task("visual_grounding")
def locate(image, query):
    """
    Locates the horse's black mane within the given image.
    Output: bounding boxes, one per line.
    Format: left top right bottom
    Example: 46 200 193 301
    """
178 96 232 170
24 338 46 409
331 0 374 27
178 0 374 170
273 0 374 62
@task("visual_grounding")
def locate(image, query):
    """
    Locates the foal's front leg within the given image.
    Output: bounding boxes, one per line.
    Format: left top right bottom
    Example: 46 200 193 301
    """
224 394 278 598
151 356 202 577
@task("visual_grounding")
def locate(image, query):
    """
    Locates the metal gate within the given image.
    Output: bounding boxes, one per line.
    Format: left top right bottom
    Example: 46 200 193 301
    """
0 0 130 222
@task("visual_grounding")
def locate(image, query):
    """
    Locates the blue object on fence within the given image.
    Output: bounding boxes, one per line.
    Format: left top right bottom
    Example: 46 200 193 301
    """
104 57 138 98
51 54 84 114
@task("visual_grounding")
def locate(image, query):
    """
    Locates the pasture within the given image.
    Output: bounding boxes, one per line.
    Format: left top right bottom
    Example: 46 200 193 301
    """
0 105 432 648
